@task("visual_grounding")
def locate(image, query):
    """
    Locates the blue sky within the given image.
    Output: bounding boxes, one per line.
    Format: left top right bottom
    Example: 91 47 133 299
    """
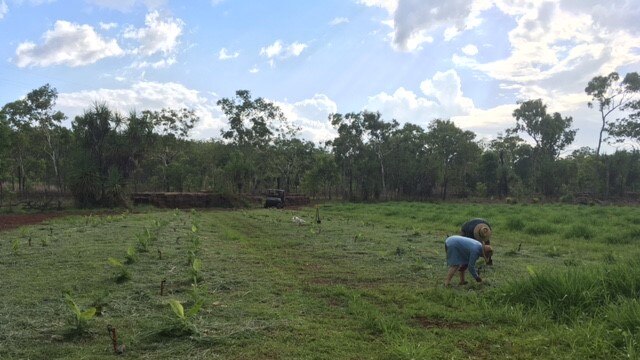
1 0 639 153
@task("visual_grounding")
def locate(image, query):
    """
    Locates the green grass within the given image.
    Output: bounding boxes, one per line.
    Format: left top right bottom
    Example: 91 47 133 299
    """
1 202 640 359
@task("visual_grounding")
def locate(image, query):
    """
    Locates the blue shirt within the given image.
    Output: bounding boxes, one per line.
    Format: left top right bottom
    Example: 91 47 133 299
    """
445 235 484 279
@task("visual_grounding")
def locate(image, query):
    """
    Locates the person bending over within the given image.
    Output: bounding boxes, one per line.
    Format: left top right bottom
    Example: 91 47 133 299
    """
460 218 492 245
444 235 493 286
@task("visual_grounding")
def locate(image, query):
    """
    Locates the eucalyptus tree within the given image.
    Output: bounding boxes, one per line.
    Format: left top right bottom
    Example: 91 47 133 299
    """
269 138 316 192
586 72 640 155
384 123 431 198
425 119 480 200
217 90 297 192
327 112 366 200
0 115 11 204
140 108 199 191
361 111 399 198
1 84 67 193
301 151 339 199
218 90 294 148
509 99 576 194
605 72 640 147
489 133 531 197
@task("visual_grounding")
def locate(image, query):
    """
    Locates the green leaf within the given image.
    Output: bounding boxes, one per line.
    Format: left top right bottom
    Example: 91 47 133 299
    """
108 257 123 267
192 258 202 272
169 299 185 319
527 265 536 276
186 299 203 318
80 307 96 320
64 294 81 316
191 224 198 233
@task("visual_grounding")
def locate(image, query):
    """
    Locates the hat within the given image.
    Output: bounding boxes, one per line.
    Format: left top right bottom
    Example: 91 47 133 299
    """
474 224 492 244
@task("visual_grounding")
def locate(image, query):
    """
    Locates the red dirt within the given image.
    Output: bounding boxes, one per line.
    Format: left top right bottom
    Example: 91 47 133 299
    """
0 212 77 231
0 212 71 231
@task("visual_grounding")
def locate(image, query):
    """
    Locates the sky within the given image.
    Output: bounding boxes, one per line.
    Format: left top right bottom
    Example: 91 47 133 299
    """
1 0 639 154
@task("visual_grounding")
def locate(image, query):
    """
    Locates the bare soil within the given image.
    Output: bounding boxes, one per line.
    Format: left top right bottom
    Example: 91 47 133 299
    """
0 212 70 231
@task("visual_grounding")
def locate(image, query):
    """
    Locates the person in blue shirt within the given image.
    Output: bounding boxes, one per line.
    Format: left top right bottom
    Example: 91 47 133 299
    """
444 235 493 286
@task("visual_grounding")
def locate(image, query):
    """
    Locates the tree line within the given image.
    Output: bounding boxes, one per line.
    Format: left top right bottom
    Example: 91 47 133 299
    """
0 72 639 208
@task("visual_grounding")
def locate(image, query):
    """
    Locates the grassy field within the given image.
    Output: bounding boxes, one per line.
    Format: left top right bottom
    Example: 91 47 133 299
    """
1 202 640 359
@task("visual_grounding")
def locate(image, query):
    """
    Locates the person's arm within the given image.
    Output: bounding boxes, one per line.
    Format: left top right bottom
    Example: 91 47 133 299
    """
467 251 481 281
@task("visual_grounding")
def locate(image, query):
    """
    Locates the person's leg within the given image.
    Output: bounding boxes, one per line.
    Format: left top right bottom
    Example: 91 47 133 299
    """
458 264 468 285
445 266 459 286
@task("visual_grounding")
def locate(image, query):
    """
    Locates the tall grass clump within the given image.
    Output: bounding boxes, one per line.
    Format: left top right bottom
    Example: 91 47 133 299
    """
496 260 640 323
505 217 526 231
563 224 595 240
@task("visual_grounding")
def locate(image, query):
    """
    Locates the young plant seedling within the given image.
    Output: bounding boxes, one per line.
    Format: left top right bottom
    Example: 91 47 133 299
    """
11 239 20 255
108 257 131 283
190 258 203 284
125 246 138 264
65 294 96 334
168 298 203 335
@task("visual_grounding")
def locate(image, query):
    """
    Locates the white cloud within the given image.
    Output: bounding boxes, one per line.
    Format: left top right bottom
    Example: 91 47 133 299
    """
84 0 166 12
364 69 476 128
420 69 475 113
453 1 640 95
0 1 8 20
259 40 308 65
359 0 491 51
130 56 176 69
249 65 259 74
329 17 349 26
461 44 478 56
276 94 338 144
14 20 124 67
357 0 398 14
99 22 118 30
57 81 225 139
288 42 307 57
260 40 283 58
218 48 239 60
365 87 438 125
123 11 184 56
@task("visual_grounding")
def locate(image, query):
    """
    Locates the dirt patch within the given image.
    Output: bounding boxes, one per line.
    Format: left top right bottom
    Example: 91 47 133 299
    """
411 316 475 330
0 213 70 231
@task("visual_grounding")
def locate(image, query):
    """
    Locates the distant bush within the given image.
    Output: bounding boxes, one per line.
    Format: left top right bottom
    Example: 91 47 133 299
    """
559 193 574 203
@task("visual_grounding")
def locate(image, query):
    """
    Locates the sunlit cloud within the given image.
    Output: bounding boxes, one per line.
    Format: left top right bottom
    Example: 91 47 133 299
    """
14 20 124 67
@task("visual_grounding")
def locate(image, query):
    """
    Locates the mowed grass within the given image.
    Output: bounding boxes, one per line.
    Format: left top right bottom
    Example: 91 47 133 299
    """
1 202 640 359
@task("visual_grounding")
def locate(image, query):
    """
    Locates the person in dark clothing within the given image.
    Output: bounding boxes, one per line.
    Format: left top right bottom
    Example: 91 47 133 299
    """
460 218 492 245
460 218 493 265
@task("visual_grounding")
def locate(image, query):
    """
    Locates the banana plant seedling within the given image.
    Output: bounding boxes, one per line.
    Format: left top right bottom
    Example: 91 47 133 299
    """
65 294 96 333
168 298 203 334
108 257 131 282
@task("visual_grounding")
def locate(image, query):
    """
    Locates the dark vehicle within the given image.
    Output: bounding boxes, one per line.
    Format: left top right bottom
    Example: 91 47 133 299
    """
264 189 285 208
